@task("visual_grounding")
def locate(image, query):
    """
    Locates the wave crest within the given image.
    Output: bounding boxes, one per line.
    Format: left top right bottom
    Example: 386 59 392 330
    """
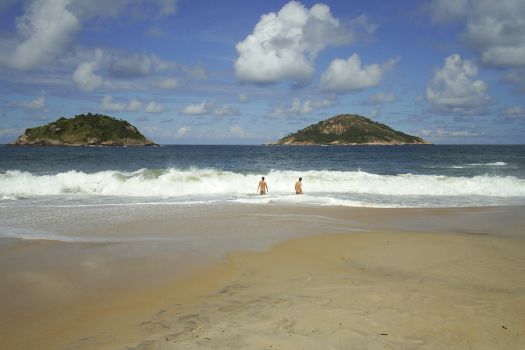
1 168 525 198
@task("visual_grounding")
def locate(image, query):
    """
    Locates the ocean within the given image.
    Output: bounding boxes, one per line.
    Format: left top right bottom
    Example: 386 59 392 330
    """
1 144 525 209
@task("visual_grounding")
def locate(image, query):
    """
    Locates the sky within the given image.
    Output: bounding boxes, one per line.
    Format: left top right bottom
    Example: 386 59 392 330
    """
0 0 524 145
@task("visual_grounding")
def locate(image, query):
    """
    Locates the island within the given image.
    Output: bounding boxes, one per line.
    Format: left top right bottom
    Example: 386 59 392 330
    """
10 113 158 146
274 114 429 145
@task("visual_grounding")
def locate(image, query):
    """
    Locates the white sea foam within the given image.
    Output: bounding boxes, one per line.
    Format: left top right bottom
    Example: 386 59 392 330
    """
471 162 507 166
1 168 525 201
1 194 20 200
451 162 508 169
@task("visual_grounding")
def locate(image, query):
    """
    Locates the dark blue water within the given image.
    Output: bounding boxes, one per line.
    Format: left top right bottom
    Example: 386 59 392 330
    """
2 145 524 177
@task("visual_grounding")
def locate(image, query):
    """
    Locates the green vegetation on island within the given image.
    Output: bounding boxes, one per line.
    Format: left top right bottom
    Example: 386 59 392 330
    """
11 113 157 146
275 114 429 145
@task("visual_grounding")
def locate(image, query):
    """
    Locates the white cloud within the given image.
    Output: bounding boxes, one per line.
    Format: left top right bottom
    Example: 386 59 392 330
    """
127 99 142 112
238 93 249 102
143 124 255 142
175 126 190 137
426 54 490 112
270 97 335 117
110 55 152 77
420 128 481 137
369 92 396 104
429 0 469 23
73 48 106 91
70 0 178 19
180 101 240 117
234 1 374 84
0 0 179 70
213 105 240 117
109 53 163 78
227 124 253 139
180 65 208 80
8 95 47 110
430 0 525 68
320 54 398 93
72 50 182 91
0 0 80 70
202 125 255 140
145 101 165 114
21 96 46 110
101 95 142 112
181 102 208 115
158 0 177 16
156 77 178 89
502 106 525 119
141 124 192 141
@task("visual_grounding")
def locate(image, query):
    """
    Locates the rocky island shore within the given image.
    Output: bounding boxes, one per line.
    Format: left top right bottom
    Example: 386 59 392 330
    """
10 113 157 147
273 114 429 145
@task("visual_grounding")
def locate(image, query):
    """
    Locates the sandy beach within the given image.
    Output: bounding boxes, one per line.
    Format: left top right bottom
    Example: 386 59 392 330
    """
1 204 525 349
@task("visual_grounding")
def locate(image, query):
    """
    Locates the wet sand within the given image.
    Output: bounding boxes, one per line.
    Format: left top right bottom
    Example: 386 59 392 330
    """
1 205 525 349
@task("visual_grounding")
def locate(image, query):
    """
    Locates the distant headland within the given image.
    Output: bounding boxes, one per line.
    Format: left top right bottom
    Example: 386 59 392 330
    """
10 113 158 147
271 114 429 145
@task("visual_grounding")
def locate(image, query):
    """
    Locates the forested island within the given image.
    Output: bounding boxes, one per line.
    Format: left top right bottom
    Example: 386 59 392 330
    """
10 113 157 146
274 114 429 145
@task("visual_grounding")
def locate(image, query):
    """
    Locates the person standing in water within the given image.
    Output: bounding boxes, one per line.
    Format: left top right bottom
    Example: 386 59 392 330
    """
257 176 268 195
295 177 303 194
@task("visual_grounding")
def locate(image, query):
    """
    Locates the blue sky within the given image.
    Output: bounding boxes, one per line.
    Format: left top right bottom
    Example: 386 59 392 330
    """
1 0 524 144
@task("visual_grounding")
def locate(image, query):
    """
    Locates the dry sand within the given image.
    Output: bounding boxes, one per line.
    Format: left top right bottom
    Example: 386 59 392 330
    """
1 205 525 349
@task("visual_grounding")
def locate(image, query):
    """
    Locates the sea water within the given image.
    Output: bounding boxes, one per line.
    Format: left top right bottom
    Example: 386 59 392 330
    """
1 144 525 209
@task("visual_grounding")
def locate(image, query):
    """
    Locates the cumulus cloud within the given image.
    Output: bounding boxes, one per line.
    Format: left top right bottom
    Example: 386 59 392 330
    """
156 77 178 89
502 106 525 119
0 0 178 70
181 102 208 115
109 54 166 78
157 0 177 16
429 0 469 23
270 97 335 117
234 1 374 84
73 48 106 91
71 0 177 19
72 49 181 91
426 54 490 112
420 128 481 137
429 0 525 68
320 54 398 93
213 105 240 117
0 0 80 70
21 96 46 110
101 95 142 112
142 124 191 141
180 101 240 117
175 126 190 137
110 55 153 78
201 125 256 140
145 101 165 114
227 125 253 139
9 96 47 110
502 69 525 88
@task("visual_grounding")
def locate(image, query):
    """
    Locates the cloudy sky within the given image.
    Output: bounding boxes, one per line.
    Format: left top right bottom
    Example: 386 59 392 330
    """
1 0 524 144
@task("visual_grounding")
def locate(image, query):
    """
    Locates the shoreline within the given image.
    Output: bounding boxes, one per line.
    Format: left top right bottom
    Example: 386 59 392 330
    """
1 204 524 349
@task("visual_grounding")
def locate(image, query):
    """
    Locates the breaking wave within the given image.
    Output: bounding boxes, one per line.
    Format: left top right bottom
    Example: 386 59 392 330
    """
1 168 524 200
